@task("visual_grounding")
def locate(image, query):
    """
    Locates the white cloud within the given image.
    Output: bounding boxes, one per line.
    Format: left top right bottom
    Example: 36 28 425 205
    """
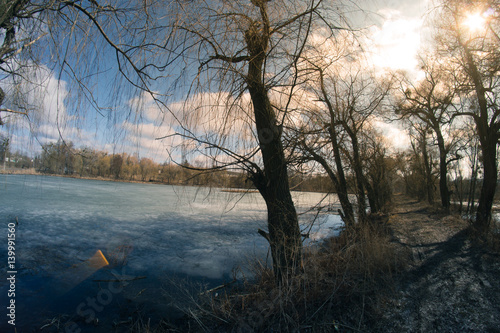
127 91 172 124
169 91 254 139
118 120 175 162
0 64 100 153
373 118 410 151
364 10 424 74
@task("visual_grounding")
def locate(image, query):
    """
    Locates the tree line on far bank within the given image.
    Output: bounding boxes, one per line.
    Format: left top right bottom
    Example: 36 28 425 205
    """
12 140 332 192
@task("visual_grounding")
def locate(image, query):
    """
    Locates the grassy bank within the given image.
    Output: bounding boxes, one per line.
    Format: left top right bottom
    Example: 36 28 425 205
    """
0 167 40 175
127 195 500 332
137 214 410 332
0 167 161 184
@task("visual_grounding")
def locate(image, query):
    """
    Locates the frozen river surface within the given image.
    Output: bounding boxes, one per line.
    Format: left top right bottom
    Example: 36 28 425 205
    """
0 175 342 331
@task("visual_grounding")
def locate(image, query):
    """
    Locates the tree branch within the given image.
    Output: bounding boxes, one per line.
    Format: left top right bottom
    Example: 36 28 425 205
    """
0 108 28 116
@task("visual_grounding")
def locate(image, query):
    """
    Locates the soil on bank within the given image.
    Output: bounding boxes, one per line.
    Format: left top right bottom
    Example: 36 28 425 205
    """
376 195 500 332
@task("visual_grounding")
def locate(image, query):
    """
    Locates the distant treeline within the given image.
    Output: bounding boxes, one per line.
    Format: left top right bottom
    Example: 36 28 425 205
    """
15 140 333 192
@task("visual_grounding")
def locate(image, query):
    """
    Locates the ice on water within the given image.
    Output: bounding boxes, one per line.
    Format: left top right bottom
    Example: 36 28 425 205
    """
0 175 343 283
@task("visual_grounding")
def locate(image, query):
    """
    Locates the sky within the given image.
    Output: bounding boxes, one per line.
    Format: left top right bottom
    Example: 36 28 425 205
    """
0 0 431 163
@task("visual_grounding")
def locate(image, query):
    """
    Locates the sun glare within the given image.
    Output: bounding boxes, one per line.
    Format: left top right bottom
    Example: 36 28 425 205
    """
463 12 487 32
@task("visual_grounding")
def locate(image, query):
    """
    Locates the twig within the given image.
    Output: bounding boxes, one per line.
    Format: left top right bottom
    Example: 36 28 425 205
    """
199 278 237 295
40 317 58 330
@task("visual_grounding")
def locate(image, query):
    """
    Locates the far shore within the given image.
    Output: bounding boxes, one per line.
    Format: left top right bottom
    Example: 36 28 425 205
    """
0 167 211 186
0 167 331 194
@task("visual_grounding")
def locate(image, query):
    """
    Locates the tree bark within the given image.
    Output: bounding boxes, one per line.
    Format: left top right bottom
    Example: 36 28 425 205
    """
436 130 450 212
463 46 498 234
475 136 497 233
245 5 301 284
345 126 367 223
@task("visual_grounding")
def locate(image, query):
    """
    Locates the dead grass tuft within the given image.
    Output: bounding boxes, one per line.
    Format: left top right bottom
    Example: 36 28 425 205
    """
465 218 500 254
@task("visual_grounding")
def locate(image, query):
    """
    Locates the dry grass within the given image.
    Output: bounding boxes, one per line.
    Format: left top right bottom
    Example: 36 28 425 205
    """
484 222 500 253
144 220 409 333
464 217 500 254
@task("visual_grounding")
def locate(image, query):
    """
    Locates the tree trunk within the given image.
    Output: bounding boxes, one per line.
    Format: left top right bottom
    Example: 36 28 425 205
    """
467 146 478 215
249 82 302 284
436 131 450 212
304 142 355 227
245 10 301 284
0 87 4 125
475 137 497 234
421 137 434 205
328 125 356 226
346 128 367 223
463 46 497 235
365 179 379 213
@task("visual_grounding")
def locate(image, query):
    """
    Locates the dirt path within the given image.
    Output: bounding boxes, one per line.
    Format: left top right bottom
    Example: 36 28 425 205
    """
377 196 500 333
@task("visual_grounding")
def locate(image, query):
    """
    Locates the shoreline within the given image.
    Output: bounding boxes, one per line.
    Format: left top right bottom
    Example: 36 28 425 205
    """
0 168 333 194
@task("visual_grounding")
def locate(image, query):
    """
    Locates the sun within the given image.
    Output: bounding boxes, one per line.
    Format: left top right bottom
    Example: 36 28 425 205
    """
463 12 487 32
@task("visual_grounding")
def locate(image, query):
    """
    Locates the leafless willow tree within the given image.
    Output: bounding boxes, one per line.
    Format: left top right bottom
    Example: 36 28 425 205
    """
0 0 48 124
0 0 150 141
153 0 355 284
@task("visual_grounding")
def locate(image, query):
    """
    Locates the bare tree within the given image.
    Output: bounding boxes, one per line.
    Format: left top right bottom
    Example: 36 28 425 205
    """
176 0 356 283
294 64 356 226
104 0 353 283
395 55 459 212
293 39 392 224
362 128 395 213
434 0 500 234
407 119 438 205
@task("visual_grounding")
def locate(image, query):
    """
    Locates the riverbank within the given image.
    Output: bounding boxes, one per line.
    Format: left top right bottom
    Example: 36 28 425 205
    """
160 195 500 332
0 167 169 185
0 168 334 194
6 172 499 331
0 167 39 175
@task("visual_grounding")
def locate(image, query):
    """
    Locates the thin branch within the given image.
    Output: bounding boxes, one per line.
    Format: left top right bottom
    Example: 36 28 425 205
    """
0 108 28 116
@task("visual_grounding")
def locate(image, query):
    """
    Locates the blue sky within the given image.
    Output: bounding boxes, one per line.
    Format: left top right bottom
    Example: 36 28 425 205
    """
0 0 429 163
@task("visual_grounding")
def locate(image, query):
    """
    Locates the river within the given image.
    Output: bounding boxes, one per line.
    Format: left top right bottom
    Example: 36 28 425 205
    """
0 174 343 331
